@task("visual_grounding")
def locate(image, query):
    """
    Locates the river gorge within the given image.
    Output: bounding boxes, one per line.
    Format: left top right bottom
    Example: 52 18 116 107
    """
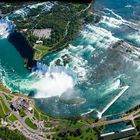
0 0 140 118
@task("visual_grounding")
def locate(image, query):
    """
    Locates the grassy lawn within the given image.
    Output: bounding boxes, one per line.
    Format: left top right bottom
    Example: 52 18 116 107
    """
8 114 17 122
66 120 86 128
34 45 50 60
73 3 81 8
0 102 5 118
50 125 65 132
58 119 89 129
81 128 98 140
84 118 98 124
134 117 140 131
34 105 49 121
76 120 88 127
45 123 53 128
0 97 10 114
0 83 10 93
25 118 37 130
34 108 40 120
0 127 29 140
19 108 26 117
4 94 13 101
9 1 90 61
40 114 49 121
52 128 98 140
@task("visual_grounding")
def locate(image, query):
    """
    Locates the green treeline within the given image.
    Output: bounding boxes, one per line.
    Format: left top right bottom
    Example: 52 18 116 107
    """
8 1 91 59
1 1 92 60
0 127 29 140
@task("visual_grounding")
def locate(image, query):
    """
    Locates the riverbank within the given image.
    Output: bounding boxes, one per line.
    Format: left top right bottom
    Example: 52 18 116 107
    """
0 82 99 140
33 1 94 60
4 1 93 61
1 82 140 140
0 1 94 68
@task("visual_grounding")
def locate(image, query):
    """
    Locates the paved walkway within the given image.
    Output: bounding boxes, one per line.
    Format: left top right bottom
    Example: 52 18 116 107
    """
1 91 140 139
0 92 57 135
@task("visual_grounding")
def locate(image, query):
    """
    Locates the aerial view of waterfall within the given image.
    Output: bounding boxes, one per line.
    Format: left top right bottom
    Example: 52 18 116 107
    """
0 0 140 121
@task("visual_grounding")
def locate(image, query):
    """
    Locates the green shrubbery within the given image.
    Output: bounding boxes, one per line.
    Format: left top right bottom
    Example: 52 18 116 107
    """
8 1 91 60
0 127 29 140
25 118 37 130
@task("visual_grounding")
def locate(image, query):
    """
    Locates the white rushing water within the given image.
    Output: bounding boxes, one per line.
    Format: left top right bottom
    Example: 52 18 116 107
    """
31 68 75 98
98 85 129 118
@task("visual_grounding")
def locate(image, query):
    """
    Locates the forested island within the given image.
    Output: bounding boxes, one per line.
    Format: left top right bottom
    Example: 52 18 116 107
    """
1 1 94 61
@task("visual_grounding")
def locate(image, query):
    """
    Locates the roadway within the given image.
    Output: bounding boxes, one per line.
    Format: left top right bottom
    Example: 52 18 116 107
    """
0 91 55 139
1 91 140 139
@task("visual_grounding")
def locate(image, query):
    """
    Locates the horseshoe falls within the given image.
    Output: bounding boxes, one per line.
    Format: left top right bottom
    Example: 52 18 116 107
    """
1 0 140 118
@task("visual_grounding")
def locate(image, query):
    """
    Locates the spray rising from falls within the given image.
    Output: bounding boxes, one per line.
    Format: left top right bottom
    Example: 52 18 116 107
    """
30 63 77 98
1 0 140 118
0 16 76 100
0 17 14 38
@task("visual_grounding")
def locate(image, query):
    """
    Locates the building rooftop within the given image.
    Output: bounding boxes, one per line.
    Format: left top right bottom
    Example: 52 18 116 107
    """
11 98 30 111
100 127 137 140
33 28 51 39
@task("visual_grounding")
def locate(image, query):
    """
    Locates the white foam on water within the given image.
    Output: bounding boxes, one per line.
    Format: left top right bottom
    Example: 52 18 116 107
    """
27 2 54 11
0 22 9 38
99 15 123 28
43 23 119 82
126 31 140 45
81 24 119 49
123 55 140 71
0 63 76 99
103 79 121 95
68 45 89 80
104 8 138 29
0 24 9 38
12 2 54 18
27 2 46 9
104 8 127 23
46 45 89 81
14 9 28 17
76 44 95 57
0 66 13 92
81 108 95 116
125 5 132 8
0 17 14 39
31 70 75 98
98 85 129 118
2 79 12 92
